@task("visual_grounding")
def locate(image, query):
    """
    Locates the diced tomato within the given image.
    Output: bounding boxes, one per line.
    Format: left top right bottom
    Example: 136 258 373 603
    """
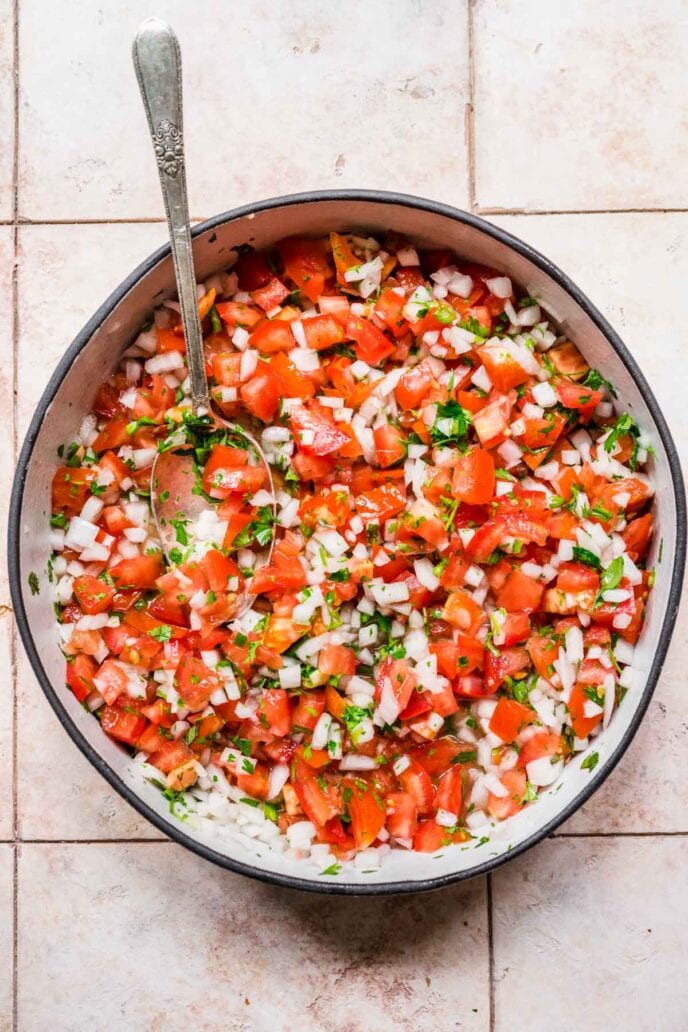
435 767 463 815
66 653 98 703
73 575 116 615
240 368 281 421
443 590 486 635
302 313 345 351
568 683 604 739
175 654 221 711
484 647 530 693
374 424 407 468
479 342 530 392
354 483 407 522
251 276 290 312
395 361 436 409
290 403 349 457
397 759 435 815
291 756 340 826
346 778 386 850
556 562 600 593
215 300 263 328
413 820 462 852
109 555 163 590
259 689 292 737
100 704 146 746
467 513 548 563
279 237 332 303
451 447 495 504
51 466 97 515
346 315 395 366
496 569 544 613
318 643 356 677
201 444 266 498
486 768 526 819
518 731 563 769
489 698 534 742
555 380 604 421
236 761 271 800
385 791 418 839
267 351 315 399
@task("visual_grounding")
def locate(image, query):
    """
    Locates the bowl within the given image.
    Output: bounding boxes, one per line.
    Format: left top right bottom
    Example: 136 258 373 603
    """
9 190 686 894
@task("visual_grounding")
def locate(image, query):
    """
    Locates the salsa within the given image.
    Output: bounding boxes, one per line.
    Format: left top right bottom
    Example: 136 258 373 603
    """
48 231 655 872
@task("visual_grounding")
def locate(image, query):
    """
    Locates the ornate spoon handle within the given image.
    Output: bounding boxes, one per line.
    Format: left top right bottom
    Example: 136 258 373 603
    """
132 18 209 413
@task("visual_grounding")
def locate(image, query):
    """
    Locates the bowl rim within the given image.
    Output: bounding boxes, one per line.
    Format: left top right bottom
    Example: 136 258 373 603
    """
8 188 687 895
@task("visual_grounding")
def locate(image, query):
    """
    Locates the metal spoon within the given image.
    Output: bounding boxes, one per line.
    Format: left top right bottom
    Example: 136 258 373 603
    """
132 19 275 599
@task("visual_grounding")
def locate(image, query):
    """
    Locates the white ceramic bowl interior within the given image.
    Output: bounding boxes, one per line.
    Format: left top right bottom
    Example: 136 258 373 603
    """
10 192 685 893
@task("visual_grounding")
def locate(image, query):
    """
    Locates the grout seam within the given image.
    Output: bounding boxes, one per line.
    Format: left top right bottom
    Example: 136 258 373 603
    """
487 872 495 1032
476 206 688 216
11 0 19 1027
0 208 684 229
465 0 477 212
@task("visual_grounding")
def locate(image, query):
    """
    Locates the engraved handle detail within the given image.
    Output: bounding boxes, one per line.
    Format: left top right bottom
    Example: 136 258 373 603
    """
132 18 209 412
154 118 183 178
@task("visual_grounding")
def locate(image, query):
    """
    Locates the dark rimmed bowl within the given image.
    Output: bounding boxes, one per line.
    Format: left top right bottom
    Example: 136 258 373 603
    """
9 190 686 894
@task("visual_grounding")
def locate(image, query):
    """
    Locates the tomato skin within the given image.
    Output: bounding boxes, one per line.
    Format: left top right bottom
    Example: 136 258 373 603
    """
486 768 526 819
51 466 97 516
176 655 221 711
73 575 116 615
279 237 332 303
435 767 463 815
346 778 386 850
412 820 463 852
451 447 495 504
318 643 356 677
346 315 395 366
397 759 435 815
374 424 407 468
496 569 544 613
109 555 163 590
484 647 530 693
302 313 345 351
259 689 292 737
517 732 562 769
354 483 407 522
240 369 281 422
395 361 435 409
555 380 604 420
100 704 146 746
568 684 604 739
66 653 98 703
385 791 418 839
290 403 349 457
556 562 600 593
215 300 263 328
489 698 533 742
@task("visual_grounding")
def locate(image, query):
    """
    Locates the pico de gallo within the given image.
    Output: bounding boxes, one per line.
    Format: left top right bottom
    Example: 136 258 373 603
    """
47 231 655 872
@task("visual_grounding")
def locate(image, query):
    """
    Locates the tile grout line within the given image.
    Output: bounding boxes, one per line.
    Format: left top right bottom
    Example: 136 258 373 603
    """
476 206 688 216
465 0 477 212
487 873 495 1032
11 1 19 1026
0 207 685 229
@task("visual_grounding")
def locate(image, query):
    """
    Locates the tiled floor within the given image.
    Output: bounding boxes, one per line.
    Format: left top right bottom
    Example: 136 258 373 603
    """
2 1 688 1029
